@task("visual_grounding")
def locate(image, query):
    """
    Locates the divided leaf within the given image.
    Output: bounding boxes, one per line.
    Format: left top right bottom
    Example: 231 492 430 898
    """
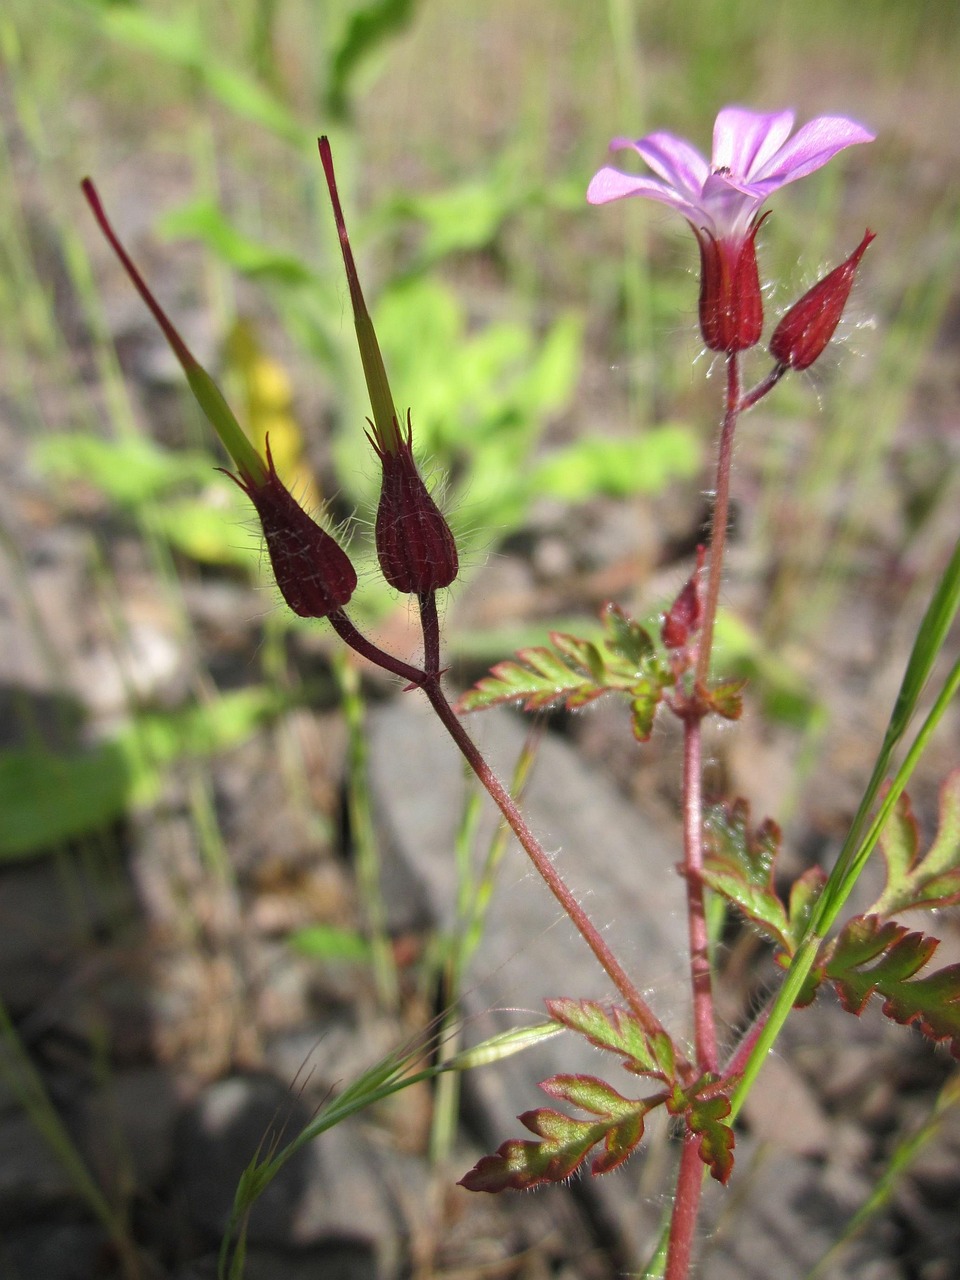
667 1075 738 1185
545 997 678 1083
702 677 747 721
456 638 606 713
702 800 794 955
822 915 960 1059
456 604 672 738
870 770 960 916
664 1074 737 1184
458 1073 657 1192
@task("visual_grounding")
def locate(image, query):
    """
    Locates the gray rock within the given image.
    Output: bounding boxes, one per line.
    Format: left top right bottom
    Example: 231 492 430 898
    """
178 1073 398 1264
0 1105 76 1210
700 1142 903 1280
0 1221 108 1280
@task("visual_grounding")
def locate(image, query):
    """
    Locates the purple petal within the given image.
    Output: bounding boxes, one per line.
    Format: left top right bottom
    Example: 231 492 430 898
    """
586 166 701 221
752 115 876 189
627 131 709 200
712 108 795 180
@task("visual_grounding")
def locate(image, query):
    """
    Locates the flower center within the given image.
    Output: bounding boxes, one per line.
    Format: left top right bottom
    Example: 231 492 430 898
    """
712 165 732 176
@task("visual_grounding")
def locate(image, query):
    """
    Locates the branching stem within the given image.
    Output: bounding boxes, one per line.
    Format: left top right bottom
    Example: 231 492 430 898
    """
413 594 681 1056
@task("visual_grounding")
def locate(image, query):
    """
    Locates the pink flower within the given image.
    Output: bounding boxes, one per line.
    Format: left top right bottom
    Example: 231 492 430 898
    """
588 107 874 353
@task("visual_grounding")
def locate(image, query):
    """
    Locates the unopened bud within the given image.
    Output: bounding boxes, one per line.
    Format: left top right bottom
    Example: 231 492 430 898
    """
371 413 459 595
662 547 704 649
770 230 875 371
696 216 766 354
229 439 357 619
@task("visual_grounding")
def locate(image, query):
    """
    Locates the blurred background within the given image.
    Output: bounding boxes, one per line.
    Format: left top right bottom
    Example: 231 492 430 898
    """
2 0 959 1277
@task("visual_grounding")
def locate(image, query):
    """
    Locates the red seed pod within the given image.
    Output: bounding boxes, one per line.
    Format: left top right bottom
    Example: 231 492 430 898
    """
661 548 705 650
695 215 766 354
228 439 357 619
770 230 875 371
370 413 459 595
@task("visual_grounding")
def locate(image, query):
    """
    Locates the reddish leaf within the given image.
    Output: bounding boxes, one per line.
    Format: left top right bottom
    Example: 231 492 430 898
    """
825 915 960 1058
666 1074 737 1184
702 800 791 952
702 677 747 721
871 770 960 916
455 604 673 724
688 1092 736 1184
458 1073 658 1192
546 997 678 1082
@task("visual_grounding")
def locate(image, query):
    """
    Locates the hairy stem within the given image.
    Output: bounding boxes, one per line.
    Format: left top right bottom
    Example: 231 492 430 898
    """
681 711 718 1072
695 353 741 687
328 610 427 687
664 1134 705 1280
414 600 680 1054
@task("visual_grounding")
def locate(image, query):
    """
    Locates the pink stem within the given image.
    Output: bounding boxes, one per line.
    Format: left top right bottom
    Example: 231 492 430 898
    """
681 711 718 1072
664 1134 705 1280
695 353 741 688
415 599 682 1057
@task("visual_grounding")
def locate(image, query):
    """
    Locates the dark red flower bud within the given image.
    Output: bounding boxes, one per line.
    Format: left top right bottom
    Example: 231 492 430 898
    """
770 230 875 371
227 438 357 619
695 216 766 353
662 547 705 649
370 413 459 595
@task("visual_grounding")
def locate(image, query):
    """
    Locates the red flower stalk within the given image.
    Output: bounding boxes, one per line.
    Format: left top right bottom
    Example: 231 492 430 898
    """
227 438 357 619
695 216 765 353
369 412 459 595
770 230 875 371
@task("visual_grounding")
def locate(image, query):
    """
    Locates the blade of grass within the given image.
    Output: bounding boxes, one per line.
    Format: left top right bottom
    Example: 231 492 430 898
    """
0 999 140 1278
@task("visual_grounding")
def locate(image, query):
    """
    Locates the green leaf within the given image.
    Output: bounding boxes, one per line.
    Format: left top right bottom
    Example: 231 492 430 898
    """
871 770 960 915
685 1084 737 1185
456 604 671 722
545 998 678 1083
287 925 372 963
531 424 701 501
824 915 960 1058
150 495 261 567
630 684 665 743
701 800 794 953
603 602 656 668
96 6 302 143
0 688 285 859
703 677 746 721
458 1073 656 1191
158 201 314 286
456 642 604 714
325 0 418 119
35 433 216 507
